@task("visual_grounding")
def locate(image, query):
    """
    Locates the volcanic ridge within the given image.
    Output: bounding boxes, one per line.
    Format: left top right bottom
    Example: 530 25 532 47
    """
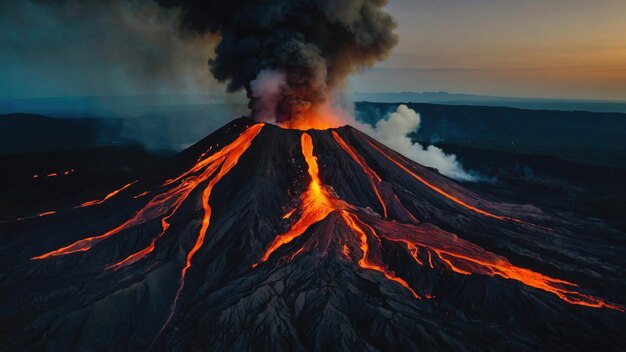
0 117 624 351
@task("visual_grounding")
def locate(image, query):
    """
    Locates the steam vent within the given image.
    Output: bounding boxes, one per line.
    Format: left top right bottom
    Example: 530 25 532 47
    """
1 118 624 351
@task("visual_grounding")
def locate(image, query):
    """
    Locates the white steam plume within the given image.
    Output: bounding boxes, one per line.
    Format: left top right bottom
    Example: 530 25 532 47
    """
250 69 288 124
357 104 479 181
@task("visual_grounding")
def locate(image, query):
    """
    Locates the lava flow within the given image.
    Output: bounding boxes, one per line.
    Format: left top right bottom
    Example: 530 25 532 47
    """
254 132 421 299
340 210 420 298
362 137 522 223
254 133 347 265
77 181 138 208
32 124 263 261
253 129 621 310
277 105 346 131
332 131 388 218
29 120 622 334
31 122 266 345
156 123 265 338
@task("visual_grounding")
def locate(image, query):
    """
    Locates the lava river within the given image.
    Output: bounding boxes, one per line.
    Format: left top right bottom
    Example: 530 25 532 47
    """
29 121 622 344
254 130 621 311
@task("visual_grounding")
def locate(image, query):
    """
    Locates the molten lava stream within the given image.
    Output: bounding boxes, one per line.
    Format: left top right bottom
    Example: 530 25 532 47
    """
334 134 614 308
282 208 296 220
156 123 264 338
340 211 420 298
363 137 523 223
133 191 149 199
254 132 419 298
77 181 138 208
431 247 622 310
255 133 345 266
32 124 263 261
106 151 234 269
387 239 424 266
367 218 623 310
332 131 388 218
106 213 174 270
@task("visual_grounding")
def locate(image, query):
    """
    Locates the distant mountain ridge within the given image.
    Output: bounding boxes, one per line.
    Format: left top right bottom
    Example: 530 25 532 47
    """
356 102 626 169
3 102 626 170
351 91 626 113
2 92 626 116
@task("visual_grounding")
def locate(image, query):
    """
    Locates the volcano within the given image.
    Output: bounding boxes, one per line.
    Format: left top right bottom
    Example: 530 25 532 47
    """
1 117 624 351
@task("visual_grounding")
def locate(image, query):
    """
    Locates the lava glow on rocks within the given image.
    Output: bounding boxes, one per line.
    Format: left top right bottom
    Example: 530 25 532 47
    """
276 105 347 131
255 133 347 265
30 121 623 337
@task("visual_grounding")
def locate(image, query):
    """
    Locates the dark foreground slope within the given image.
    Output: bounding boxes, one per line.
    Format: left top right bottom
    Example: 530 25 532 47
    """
0 118 624 352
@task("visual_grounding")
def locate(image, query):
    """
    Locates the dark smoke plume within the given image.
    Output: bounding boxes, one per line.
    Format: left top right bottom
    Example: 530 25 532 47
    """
155 0 398 125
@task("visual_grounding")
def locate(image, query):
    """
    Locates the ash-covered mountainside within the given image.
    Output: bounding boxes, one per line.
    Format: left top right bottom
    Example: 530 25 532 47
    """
1 117 624 352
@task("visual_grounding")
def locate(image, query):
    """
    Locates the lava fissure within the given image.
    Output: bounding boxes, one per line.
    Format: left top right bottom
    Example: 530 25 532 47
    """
252 129 621 311
20 120 623 352
363 216 623 311
32 125 263 262
106 212 174 270
77 181 138 208
154 123 264 342
361 136 523 223
340 210 421 299
255 133 348 266
255 132 423 298
5 179 138 223
332 131 388 218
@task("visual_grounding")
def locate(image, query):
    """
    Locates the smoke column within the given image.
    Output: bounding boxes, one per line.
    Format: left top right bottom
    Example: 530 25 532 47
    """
155 0 398 127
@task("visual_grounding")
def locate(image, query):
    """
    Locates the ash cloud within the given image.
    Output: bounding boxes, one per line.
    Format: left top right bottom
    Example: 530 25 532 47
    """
155 0 398 126
0 0 220 99
358 105 480 181
3 0 397 128
1 0 252 151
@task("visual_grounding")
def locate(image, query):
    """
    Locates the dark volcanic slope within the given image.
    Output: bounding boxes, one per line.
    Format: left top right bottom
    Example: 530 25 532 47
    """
0 118 624 352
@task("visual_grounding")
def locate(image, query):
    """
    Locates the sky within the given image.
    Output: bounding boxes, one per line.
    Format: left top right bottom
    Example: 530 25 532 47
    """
354 0 626 100
1 0 625 101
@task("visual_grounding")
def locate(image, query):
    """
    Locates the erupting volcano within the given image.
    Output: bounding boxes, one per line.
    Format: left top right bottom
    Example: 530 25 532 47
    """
3 0 625 350
1 118 624 351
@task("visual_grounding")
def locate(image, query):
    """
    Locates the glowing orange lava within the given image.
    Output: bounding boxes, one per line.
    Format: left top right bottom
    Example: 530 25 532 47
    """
254 133 420 298
133 191 149 199
77 181 137 208
332 131 388 218
363 137 523 223
255 133 345 265
362 216 623 311
106 212 174 270
254 130 620 310
277 105 346 130
156 123 264 339
388 239 423 266
340 211 421 298
430 247 622 310
32 125 263 261
282 208 296 219
342 243 350 257
30 122 621 317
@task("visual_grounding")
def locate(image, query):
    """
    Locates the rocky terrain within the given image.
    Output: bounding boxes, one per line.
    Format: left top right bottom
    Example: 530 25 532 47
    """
1 118 624 351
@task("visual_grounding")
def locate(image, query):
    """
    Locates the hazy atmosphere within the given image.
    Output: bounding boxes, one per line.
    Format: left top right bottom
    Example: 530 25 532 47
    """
353 0 626 100
1 2 626 351
1 0 625 101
